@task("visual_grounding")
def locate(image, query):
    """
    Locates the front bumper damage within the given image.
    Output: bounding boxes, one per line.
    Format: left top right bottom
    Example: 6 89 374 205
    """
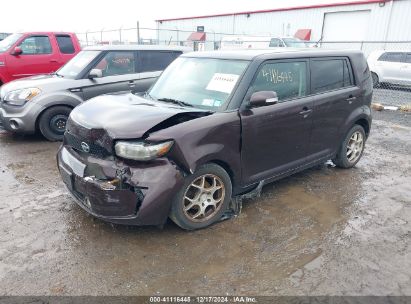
57 146 185 226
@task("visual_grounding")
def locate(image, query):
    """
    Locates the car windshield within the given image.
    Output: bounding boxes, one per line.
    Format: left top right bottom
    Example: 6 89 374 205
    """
283 38 308 48
148 57 249 110
56 50 101 79
0 33 22 52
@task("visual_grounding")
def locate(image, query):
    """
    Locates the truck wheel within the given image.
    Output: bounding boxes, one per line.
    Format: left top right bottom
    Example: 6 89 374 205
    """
371 72 379 88
169 163 232 230
333 125 366 169
39 106 72 141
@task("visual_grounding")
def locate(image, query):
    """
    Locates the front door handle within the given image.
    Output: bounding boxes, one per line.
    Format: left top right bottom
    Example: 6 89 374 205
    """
299 107 313 117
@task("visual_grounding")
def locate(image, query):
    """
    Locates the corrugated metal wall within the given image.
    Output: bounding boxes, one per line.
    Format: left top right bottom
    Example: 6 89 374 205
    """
157 0 411 43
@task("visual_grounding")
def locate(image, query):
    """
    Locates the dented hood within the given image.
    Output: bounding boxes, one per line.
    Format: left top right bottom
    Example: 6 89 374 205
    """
69 93 210 139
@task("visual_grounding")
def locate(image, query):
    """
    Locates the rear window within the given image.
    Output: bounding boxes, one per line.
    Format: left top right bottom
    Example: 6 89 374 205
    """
311 59 353 94
138 51 182 73
56 35 75 54
378 52 404 63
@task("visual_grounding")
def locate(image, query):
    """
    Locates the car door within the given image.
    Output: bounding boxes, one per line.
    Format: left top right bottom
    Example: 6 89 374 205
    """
399 53 411 85
308 57 359 158
134 50 183 92
5 34 60 79
379 52 405 84
81 51 140 100
240 59 314 185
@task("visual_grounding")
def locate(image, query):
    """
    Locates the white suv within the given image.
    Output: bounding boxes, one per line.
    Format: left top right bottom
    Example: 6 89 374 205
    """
368 50 411 87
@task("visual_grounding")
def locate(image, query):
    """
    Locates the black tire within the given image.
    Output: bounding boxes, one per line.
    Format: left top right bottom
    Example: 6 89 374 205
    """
169 163 232 230
333 125 366 169
38 106 72 141
371 72 379 88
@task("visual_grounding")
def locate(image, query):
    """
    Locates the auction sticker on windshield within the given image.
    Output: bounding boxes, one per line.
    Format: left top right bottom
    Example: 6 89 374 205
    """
206 73 240 94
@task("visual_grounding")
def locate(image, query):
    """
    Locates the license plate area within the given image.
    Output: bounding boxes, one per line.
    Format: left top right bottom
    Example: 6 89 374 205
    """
61 147 86 177
60 165 74 191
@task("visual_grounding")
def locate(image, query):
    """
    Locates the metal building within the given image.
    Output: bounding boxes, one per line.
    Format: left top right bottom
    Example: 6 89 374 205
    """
156 0 411 51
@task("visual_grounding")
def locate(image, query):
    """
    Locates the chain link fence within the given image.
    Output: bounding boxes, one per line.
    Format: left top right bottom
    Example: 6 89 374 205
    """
75 27 411 108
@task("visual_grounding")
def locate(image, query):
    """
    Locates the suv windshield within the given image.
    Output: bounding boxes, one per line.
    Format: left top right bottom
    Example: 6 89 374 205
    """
148 57 249 110
0 33 22 52
283 38 308 48
57 50 101 79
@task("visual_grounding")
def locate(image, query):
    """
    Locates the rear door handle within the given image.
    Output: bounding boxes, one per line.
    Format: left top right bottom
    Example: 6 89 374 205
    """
346 95 357 104
299 107 313 117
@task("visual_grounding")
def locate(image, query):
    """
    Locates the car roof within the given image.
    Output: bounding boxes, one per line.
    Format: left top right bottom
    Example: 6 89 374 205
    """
182 48 364 60
83 45 191 52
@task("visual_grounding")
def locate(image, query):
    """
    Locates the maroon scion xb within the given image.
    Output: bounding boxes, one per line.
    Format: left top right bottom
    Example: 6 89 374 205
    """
57 49 372 230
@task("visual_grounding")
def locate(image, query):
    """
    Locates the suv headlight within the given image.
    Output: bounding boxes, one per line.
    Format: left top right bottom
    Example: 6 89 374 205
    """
5 88 41 106
115 140 174 161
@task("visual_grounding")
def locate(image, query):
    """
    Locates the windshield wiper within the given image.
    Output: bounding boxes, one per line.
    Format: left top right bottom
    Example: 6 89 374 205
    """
157 97 193 107
51 71 64 78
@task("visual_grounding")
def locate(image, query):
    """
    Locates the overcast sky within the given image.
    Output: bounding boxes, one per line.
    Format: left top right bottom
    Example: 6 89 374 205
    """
2 0 367 33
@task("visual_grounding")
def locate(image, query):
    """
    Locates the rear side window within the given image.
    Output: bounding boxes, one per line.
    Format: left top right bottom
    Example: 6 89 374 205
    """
19 36 52 55
138 51 182 73
94 51 135 76
56 35 75 54
251 61 308 101
405 53 411 63
311 59 353 94
378 52 404 62
269 39 283 47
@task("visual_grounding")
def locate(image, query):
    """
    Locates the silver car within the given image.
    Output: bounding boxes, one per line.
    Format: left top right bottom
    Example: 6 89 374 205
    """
0 45 189 141
368 50 411 87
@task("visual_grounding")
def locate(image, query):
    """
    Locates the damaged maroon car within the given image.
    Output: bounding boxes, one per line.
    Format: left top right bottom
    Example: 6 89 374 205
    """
57 49 372 230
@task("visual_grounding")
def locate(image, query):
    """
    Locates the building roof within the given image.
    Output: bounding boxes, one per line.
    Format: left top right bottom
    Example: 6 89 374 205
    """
156 0 389 22
181 48 363 60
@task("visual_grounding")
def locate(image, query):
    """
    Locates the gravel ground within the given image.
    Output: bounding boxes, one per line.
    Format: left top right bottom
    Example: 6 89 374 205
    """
0 110 410 296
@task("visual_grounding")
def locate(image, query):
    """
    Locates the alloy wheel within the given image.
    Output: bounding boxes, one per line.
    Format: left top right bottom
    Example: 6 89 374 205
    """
346 131 364 163
183 174 225 222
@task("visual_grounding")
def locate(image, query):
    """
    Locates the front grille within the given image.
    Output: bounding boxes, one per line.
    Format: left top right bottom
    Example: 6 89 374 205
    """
64 131 111 158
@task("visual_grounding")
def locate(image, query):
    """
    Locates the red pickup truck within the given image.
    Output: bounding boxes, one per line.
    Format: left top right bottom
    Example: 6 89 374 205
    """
0 32 81 85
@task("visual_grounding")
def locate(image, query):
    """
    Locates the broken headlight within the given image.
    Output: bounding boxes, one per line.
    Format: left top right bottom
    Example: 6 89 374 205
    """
4 87 41 106
114 140 174 161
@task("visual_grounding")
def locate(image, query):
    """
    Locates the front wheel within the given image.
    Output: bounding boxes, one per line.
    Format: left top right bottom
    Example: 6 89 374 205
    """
38 106 72 141
169 163 232 230
333 125 366 168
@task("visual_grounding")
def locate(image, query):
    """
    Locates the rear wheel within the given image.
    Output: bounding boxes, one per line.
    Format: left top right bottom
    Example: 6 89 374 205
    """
333 125 366 168
169 163 232 230
371 72 379 88
39 106 72 141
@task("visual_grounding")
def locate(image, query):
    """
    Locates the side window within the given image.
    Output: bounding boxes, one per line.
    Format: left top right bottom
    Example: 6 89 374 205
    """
138 51 181 73
19 36 52 55
94 51 135 77
56 35 75 54
405 53 411 64
251 61 307 101
378 52 403 63
311 59 353 94
269 39 282 47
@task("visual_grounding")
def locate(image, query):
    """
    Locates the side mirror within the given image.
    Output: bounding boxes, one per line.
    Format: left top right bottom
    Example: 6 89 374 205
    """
249 91 278 108
11 46 22 56
88 69 102 79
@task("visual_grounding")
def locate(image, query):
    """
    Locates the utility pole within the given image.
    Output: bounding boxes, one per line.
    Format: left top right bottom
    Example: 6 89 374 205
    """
137 21 140 44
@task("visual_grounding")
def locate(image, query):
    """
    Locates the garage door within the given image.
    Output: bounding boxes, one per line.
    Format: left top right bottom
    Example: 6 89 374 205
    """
322 10 371 41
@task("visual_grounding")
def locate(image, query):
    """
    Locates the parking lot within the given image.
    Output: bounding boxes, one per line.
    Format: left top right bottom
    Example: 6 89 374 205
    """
0 109 410 296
